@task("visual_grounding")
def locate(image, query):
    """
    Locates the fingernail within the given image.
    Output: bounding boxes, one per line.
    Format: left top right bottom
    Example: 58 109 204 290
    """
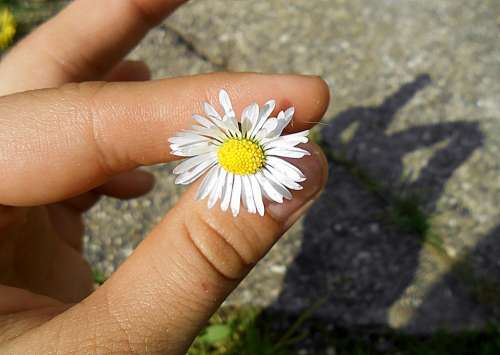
267 143 328 226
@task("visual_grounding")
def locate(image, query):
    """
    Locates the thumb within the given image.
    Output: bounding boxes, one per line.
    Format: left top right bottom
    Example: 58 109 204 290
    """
5 143 327 354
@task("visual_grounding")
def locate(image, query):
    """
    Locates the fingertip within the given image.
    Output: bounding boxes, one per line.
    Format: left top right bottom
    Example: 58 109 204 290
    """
95 169 155 199
313 76 331 119
302 141 330 189
127 169 156 191
280 75 330 131
106 60 151 82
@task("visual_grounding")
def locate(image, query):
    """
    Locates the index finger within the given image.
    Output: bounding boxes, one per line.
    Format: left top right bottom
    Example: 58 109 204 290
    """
0 73 330 206
0 0 186 95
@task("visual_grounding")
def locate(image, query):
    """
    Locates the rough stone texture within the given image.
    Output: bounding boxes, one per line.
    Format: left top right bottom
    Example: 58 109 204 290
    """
84 0 500 333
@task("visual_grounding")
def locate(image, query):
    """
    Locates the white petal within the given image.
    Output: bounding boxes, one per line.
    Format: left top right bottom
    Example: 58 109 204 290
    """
204 102 222 120
202 99 239 137
219 89 235 118
205 113 237 137
249 100 275 138
168 135 206 145
256 172 284 203
175 131 206 138
222 116 241 137
283 130 310 139
188 126 226 141
266 165 303 190
193 114 214 128
173 130 218 144
218 168 228 194
255 117 278 140
266 156 306 182
266 146 310 159
250 175 265 216
208 167 226 208
265 107 295 138
262 169 293 200
264 137 308 149
221 173 234 211
171 142 216 157
284 107 295 121
169 132 208 144
169 138 210 150
262 100 276 119
230 175 242 217
173 152 217 174
241 103 259 137
196 165 220 200
241 175 256 214
206 167 221 205
263 130 309 148
169 138 209 148
175 157 217 185
262 117 278 131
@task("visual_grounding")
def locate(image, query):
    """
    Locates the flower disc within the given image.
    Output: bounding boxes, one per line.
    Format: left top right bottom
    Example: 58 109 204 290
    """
217 138 265 175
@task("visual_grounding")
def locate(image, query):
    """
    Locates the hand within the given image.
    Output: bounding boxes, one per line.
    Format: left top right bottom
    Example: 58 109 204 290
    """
0 0 329 353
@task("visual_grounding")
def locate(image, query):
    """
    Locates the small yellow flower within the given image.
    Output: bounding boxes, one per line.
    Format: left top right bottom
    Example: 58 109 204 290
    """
0 7 16 50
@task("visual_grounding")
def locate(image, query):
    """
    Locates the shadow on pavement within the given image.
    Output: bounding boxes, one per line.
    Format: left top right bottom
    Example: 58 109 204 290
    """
268 74 485 332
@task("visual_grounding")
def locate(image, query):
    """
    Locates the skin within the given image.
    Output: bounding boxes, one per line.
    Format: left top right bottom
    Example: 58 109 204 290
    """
0 0 330 354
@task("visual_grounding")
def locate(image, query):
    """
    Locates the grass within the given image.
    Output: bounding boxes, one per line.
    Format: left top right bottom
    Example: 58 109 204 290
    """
386 193 429 237
187 306 500 355
188 307 292 355
92 268 107 286
188 299 327 355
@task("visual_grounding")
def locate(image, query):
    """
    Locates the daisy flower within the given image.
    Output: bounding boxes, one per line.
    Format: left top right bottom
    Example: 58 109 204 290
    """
169 89 310 217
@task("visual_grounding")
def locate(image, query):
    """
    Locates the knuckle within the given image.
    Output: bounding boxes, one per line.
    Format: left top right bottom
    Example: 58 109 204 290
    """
67 81 126 177
182 212 254 281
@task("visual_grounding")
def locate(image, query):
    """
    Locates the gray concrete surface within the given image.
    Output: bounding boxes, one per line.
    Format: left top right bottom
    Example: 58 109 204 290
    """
84 0 500 333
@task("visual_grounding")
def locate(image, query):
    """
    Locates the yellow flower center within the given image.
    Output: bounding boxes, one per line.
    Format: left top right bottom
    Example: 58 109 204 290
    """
217 138 266 175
